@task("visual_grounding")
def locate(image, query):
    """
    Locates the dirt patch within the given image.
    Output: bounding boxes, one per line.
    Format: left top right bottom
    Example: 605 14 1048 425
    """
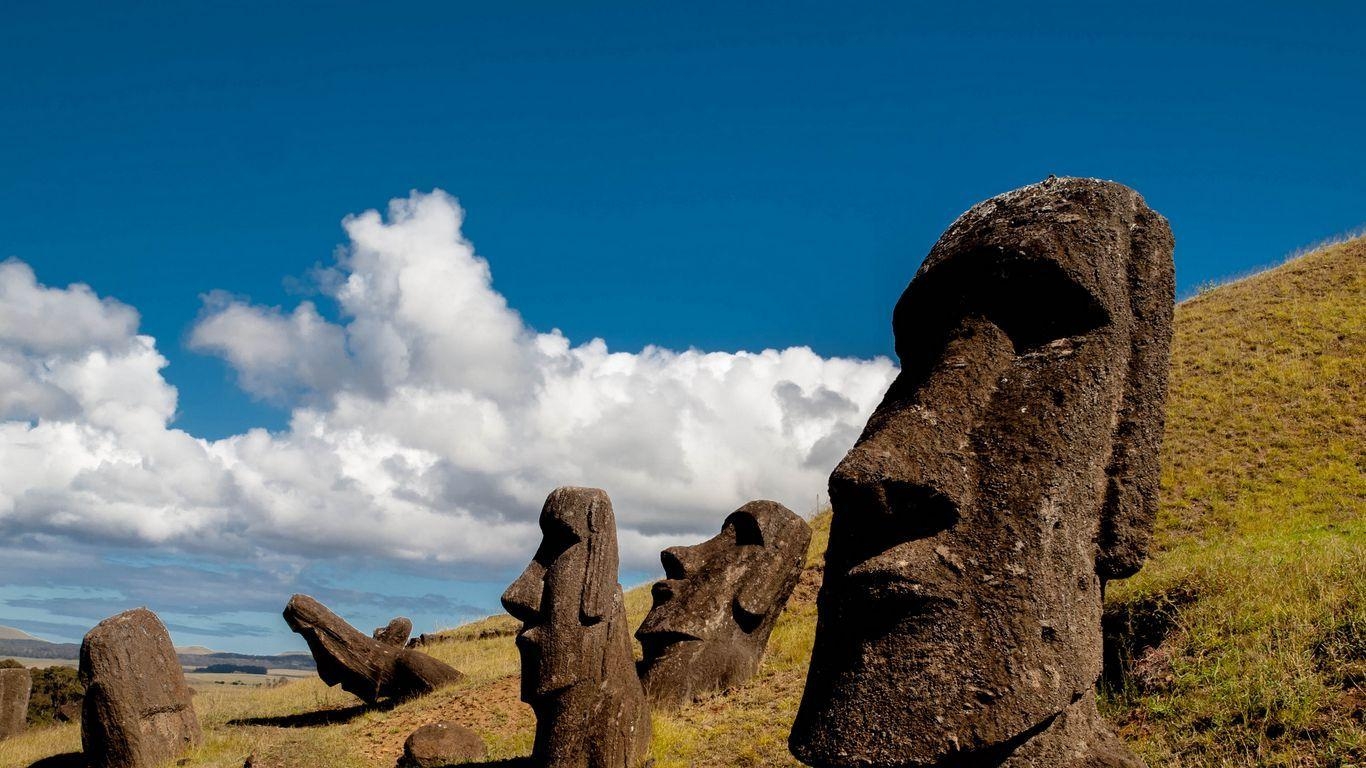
349 676 533 765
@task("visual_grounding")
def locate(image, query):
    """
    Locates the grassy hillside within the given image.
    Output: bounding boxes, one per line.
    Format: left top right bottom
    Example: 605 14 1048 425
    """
2 238 1361 768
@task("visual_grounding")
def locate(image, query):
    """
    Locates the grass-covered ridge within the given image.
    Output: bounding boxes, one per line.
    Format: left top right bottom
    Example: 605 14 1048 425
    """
1 238 1361 768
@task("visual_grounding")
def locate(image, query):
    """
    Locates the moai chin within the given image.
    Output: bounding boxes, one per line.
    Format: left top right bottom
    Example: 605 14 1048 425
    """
790 177 1174 767
636 500 811 710
502 487 651 768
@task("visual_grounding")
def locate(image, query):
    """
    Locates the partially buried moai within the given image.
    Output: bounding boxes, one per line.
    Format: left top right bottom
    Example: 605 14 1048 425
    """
502 487 651 768
790 178 1174 767
636 500 810 710
80 608 202 768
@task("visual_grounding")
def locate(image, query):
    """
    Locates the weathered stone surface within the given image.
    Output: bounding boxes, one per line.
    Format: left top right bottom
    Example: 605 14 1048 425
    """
790 177 1174 767
373 617 414 647
398 722 487 767
80 608 202 768
636 500 810 710
56 702 82 723
284 595 463 703
0 667 30 738
502 487 651 768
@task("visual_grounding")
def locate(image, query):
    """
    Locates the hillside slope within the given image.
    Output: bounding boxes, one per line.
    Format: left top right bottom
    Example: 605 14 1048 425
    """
2 238 1361 768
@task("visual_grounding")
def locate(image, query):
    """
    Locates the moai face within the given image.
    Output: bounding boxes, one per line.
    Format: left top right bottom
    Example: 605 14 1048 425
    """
502 486 619 700
502 487 651 767
791 178 1174 766
636 500 811 710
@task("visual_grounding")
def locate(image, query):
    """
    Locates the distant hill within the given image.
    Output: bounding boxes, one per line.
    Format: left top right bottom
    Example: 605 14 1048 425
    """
176 645 217 655
0 625 42 642
0 635 315 672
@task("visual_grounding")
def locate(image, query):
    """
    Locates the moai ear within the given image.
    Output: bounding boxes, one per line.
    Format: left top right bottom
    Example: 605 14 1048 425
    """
1098 205 1175 580
735 570 784 632
580 493 619 623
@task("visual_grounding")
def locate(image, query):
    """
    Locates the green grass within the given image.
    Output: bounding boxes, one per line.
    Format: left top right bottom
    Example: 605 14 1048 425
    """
2 238 1361 768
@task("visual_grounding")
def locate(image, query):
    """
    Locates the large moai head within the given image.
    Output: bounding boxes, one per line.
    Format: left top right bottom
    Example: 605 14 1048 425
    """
502 487 651 768
636 500 811 710
790 178 1174 766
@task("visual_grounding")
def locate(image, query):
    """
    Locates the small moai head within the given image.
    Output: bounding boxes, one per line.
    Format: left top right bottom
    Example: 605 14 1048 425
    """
373 617 413 647
502 486 621 700
636 500 811 709
790 178 1174 765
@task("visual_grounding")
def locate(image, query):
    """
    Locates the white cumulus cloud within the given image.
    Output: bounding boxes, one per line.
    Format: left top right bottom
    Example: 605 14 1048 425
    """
0 191 897 572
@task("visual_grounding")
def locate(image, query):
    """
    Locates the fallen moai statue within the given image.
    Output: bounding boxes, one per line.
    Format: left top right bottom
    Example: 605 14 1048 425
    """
284 595 463 703
0 667 30 739
637 500 810 710
502 487 651 768
790 177 1174 767
372 616 413 647
80 608 202 768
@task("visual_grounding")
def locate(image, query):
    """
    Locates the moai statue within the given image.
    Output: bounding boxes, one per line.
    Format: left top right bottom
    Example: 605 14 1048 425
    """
502 487 651 768
81 608 202 768
284 595 462 703
790 177 1175 767
636 500 811 710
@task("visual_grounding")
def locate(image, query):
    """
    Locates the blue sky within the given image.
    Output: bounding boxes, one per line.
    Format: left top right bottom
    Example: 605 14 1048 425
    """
1 2 1363 653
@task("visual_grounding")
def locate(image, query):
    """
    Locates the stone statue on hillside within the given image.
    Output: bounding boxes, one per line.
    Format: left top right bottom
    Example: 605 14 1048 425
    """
502 487 651 768
80 608 202 768
790 177 1175 767
636 500 811 710
0 666 30 739
284 595 463 703
373 616 414 647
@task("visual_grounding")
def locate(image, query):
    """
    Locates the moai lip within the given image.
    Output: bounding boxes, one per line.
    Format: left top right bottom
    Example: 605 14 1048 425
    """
637 500 810 711
789 177 1174 767
502 487 651 768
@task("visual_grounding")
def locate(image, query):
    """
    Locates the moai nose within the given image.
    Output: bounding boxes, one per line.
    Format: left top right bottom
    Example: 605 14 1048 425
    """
501 563 544 623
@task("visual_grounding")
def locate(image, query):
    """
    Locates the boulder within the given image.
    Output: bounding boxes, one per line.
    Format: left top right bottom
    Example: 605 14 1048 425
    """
80 608 202 768
0 667 30 738
284 595 463 703
398 722 487 767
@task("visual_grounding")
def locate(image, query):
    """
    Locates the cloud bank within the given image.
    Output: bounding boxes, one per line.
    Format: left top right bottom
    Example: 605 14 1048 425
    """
0 190 896 576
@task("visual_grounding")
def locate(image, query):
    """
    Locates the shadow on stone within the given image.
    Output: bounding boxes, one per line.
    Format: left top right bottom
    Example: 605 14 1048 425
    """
227 698 400 728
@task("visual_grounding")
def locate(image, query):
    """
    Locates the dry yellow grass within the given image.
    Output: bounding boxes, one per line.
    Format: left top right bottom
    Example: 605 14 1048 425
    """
2 237 1361 768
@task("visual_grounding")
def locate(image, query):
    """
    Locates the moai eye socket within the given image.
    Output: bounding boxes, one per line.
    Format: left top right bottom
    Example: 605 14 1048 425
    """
894 254 1111 377
725 511 765 546
536 515 580 564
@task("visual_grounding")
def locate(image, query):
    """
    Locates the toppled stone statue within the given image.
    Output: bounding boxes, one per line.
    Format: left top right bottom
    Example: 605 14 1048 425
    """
636 500 811 710
81 608 202 768
502 487 651 768
399 722 487 767
0 667 30 739
284 595 463 703
790 177 1174 767
373 617 414 647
